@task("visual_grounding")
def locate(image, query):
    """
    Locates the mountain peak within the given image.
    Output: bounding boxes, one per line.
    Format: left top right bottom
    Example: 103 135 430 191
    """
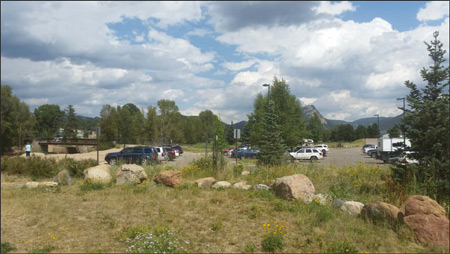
302 105 327 125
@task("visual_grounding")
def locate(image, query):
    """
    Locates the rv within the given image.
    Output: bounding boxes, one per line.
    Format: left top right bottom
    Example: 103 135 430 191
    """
377 138 411 163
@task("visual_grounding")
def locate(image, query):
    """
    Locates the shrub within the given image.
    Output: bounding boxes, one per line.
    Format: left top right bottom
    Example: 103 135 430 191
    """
58 157 97 177
261 219 287 252
326 240 358 253
1 156 59 178
1 242 16 254
247 166 295 186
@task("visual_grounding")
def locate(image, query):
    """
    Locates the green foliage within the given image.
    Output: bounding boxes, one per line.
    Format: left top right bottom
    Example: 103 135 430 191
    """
99 104 118 144
307 112 324 142
31 245 56 253
243 243 256 253
34 104 65 138
261 219 287 252
398 31 449 203
79 178 106 192
124 226 188 253
387 124 401 138
331 124 356 142
258 100 286 166
1 156 96 178
226 121 235 145
1 84 34 153
355 125 368 140
1 242 16 254
63 105 79 138
326 240 358 253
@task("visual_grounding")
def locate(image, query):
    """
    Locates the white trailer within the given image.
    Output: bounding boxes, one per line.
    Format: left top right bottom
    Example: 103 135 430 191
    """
377 138 411 163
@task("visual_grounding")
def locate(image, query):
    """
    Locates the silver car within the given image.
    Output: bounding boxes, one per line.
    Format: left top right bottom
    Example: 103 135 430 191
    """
155 147 169 161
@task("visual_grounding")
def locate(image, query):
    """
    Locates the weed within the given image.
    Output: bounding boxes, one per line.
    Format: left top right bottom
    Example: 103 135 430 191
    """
326 240 358 253
261 219 287 252
244 243 256 253
1 242 16 254
31 245 56 253
209 220 223 231
79 178 105 192
124 226 188 253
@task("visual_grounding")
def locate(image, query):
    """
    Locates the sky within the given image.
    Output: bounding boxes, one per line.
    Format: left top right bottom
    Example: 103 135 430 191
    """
1 1 449 124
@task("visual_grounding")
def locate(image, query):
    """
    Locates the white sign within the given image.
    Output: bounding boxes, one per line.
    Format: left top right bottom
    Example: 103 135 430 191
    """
234 129 241 139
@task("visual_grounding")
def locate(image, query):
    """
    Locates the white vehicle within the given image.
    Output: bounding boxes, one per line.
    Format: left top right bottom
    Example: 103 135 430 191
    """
290 148 323 162
377 138 411 163
155 147 169 161
363 145 377 153
314 144 329 152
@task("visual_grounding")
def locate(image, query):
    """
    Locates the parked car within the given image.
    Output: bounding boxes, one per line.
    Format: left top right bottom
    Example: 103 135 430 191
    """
362 144 377 153
290 148 323 162
230 148 244 158
223 146 235 156
389 151 419 165
164 147 176 160
237 149 259 159
172 145 183 155
314 144 329 152
366 148 378 157
155 147 169 161
105 146 156 165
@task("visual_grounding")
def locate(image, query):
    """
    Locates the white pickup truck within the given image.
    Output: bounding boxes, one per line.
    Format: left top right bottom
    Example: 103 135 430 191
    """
290 148 323 162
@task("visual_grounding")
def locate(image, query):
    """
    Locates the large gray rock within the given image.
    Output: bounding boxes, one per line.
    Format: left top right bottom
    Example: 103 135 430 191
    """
116 164 148 184
83 165 112 184
54 169 72 185
271 174 315 202
340 201 365 216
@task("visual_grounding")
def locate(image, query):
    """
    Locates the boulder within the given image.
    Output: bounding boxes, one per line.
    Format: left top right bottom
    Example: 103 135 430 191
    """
254 184 271 191
361 201 400 224
233 181 252 190
212 181 232 189
340 201 365 216
153 170 183 187
271 174 315 202
401 195 449 246
54 169 72 185
403 195 446 217
39 182 58 187
333 199 347 209
83 165 112 184
403 214 449 246
195 177 216 188
116 164 148 184
25 182 39 188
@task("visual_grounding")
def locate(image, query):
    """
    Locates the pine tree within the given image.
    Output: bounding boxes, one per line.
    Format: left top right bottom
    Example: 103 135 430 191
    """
258 100 286 166
226 121 235 145
307 112 324 142
398 31 449 201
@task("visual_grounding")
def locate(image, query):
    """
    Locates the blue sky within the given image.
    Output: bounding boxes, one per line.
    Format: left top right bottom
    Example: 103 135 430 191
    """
1 1 449 123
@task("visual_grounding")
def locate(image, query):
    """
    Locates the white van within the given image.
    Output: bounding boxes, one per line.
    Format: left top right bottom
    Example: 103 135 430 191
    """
314 144 329 152
155 147 169 161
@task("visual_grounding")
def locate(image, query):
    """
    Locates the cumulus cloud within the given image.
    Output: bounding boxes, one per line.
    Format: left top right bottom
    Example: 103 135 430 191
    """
417 1 450 21
313 1 356 16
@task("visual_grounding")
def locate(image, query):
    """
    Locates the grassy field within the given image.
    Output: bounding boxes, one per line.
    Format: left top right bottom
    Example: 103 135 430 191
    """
1 154 448 253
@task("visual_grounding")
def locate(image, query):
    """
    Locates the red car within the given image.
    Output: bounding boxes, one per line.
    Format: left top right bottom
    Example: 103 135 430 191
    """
223 146 236 156
165 147 176 160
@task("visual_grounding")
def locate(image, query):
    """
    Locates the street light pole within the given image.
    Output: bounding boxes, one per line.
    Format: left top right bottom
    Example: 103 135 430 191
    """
396 97 406 146
373 114 380 138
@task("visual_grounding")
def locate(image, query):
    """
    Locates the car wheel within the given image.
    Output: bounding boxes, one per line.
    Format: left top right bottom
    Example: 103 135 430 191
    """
310 156 318 162
109 158 117 165
141 157 149 165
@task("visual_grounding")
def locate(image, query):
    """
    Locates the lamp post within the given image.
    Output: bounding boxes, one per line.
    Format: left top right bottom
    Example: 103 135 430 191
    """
262 83 270 101
373 114 380 138
396 97 406 146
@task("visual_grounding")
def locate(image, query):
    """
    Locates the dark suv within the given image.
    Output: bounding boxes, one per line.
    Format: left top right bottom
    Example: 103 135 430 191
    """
105 146 157 165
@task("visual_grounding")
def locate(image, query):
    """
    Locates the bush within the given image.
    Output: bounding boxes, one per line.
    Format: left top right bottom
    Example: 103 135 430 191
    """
1 156 98 179
1 242 16 254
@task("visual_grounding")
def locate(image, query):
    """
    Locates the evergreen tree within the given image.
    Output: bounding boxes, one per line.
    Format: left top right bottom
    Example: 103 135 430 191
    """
258 100 286 166
397 31 449 201
226 121 235 145
387 125 401 138
355 125 368 140
307 112 324 142
144 106 158 144
63 105 78 138
34 104 65 138
99 104 118 145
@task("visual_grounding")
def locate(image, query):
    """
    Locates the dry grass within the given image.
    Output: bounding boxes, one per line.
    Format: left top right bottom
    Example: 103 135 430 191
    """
1 161 448 253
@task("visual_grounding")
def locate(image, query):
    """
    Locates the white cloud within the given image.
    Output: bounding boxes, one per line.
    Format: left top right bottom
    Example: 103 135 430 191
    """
222 60 255 71
313 1 356 16
417 1 450 21
23 98 49 106
299 97 317 105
